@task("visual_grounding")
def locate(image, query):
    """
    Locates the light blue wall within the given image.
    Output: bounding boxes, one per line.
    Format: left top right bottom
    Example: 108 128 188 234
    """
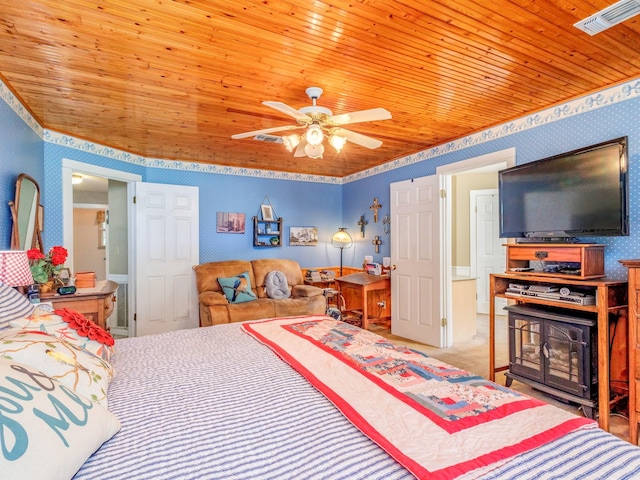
0 98 43 248
343 95 640 279
40 143 342 268
3 78 640 278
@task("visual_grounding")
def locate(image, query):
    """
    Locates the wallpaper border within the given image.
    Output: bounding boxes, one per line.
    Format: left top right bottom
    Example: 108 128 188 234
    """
3 76 640 184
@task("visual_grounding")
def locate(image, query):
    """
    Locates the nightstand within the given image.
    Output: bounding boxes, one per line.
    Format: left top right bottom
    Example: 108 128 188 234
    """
41 280 118 330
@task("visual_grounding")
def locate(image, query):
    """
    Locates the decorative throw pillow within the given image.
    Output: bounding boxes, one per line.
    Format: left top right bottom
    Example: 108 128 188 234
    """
0 328 114 407
0 282 35 330
265 270 291 299
0 356 121 480
218 272 257 304
10 309 115 362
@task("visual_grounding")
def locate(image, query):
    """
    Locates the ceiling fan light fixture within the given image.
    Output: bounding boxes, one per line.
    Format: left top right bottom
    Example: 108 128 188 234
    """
306 123 323 146
304 142 324 159
282 133 300 152
329 134 347 153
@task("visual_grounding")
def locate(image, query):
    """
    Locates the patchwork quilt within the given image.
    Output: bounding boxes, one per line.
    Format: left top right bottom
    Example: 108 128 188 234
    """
242 316 595 480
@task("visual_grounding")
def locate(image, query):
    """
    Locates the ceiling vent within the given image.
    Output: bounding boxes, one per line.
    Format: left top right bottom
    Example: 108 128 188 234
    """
253 134 282 143
574 0 640 35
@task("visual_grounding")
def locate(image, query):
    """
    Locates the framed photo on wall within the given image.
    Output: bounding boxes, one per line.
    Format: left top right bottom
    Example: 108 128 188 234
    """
216 212 246 233
289 226 318 246
261 204 275 221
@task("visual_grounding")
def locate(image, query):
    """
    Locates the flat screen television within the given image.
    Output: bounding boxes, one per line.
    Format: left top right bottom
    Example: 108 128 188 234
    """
499 136 629 241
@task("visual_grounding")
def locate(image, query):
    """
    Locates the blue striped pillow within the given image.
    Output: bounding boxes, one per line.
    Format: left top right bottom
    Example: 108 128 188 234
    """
0 282 35 330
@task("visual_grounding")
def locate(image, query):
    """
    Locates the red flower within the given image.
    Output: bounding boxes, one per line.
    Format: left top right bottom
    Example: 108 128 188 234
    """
50 246 68 266
54 308 115 347
28 245 69 283
27 249 45 261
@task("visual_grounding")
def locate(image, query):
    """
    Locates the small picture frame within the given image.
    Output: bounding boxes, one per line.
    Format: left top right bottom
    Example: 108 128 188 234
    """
57 268 71 286
290 226 318 246
216 212 246 233
261 204 275 221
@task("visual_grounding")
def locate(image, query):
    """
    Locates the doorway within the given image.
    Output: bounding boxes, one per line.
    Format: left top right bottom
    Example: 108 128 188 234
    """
62 159 142 337
439 148 515 347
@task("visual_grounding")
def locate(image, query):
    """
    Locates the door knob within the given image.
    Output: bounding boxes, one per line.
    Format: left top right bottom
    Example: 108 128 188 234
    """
391 265 397 270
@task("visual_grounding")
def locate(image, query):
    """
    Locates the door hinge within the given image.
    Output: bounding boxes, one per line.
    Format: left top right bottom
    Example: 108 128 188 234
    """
441 317 448 327
134 313 137 322
440 189 447 198
133 196 137 204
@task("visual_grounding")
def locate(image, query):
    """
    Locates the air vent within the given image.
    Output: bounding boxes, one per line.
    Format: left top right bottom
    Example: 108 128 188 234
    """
253 134 282 143
574 0 640 35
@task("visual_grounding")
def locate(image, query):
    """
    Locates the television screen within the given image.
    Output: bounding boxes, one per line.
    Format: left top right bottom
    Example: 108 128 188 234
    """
499 137 628 240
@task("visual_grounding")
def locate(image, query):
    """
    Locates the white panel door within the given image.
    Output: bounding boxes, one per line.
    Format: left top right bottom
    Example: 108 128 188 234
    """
390 175 443 346
473 190 506 314
134 182 199 336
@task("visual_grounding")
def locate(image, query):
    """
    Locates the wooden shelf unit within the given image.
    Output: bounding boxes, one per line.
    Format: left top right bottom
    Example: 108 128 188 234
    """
253 216 283 247
505 243 605 280
489 273 628 433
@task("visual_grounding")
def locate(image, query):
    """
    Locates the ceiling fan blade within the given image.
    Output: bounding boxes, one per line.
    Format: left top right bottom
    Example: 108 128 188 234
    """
293 136 308 157
329 108 392 126
334 128 383 149
231 124 302 139
262 101 310 122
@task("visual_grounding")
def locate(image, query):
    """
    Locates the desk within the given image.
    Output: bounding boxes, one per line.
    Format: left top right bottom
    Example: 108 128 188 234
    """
41 280 119 330
335 273 390 329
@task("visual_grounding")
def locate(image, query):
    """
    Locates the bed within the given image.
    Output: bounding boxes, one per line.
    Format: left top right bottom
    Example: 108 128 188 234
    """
4 302 640 479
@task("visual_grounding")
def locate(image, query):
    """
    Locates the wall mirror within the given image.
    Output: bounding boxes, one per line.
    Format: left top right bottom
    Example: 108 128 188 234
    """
9 173 43 252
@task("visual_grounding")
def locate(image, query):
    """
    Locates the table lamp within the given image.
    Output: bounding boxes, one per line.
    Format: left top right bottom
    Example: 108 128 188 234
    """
0 250 34 288
331 228 353 277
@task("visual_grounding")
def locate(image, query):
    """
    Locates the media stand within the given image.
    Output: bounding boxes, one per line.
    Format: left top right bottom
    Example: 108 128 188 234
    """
489 272 628 433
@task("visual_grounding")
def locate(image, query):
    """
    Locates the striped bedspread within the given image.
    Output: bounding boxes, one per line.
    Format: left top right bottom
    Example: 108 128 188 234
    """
75 317 640 479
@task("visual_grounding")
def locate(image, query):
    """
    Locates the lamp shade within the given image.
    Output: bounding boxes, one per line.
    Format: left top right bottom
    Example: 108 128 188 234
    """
282 133 300 152
329 134 347 153
304 142 325 159
306 123 324 146
331 228 353 249
0 250 34 286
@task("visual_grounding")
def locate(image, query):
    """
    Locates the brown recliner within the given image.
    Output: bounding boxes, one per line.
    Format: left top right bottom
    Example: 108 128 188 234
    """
193 259 326 326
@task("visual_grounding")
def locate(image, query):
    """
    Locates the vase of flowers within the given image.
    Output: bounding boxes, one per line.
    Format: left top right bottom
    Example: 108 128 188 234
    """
27 246 69 292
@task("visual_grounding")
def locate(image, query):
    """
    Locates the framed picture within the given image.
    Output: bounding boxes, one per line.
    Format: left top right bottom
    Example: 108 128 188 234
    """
261 204 275 221
289 226 318 246
216 212 246 233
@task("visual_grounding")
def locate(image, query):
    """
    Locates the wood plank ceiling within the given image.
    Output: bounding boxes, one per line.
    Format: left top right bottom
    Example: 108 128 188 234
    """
2 0 640 177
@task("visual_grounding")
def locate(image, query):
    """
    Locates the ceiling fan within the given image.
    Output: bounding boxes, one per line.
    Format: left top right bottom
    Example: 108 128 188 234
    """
231 87 392 159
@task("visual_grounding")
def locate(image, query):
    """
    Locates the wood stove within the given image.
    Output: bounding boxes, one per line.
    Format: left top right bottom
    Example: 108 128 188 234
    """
505 304 598 418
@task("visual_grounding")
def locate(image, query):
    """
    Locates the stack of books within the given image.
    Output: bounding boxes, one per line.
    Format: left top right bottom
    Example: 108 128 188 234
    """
306 270 322 282
319 270 335 281
306 269 336 282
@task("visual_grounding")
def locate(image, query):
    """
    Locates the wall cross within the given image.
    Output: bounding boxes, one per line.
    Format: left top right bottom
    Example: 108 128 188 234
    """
357 215 368 237
370 197 382 223
372 235 382 253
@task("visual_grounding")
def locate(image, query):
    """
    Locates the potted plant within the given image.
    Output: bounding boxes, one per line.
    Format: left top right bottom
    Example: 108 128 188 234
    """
27 246 68 292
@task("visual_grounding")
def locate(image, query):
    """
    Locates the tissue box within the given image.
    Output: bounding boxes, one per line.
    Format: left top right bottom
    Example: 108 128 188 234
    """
75 272 96 288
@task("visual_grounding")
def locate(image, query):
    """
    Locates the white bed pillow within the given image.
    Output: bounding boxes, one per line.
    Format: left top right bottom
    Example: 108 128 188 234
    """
0 282 35 330
0 356 120 480
0 328 114 407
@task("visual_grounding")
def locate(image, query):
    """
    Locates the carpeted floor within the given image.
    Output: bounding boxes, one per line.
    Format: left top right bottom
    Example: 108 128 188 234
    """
368 314 631 443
